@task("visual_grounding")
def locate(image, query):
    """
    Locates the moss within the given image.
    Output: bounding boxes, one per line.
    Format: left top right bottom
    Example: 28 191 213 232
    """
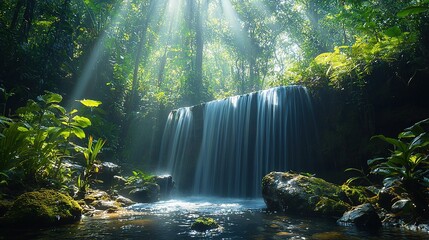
286 172 341 197
0 199 13 217
341 184 371 206
191 217 220 232
4 189 82 227
314 197 350 217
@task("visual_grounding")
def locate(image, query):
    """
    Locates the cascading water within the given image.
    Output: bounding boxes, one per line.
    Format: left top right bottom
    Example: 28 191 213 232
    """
158 86 317 197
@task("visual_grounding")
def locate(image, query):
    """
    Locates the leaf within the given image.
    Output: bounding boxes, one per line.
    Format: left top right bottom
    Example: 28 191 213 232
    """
397 6 429 18
398 130 415 139
77 99 102 107
409 132 429 150
367 157 385 166
371 135 407 152
50 104 66 115
72 116 92 128
384 26 401 37
40 92 63 104
72 127 86 139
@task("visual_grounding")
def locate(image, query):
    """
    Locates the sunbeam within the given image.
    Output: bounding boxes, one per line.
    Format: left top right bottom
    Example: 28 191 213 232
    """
67 0 131 109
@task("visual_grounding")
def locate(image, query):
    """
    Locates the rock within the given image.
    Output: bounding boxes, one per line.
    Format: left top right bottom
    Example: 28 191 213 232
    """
115 195 135 207
191 217 220 232
91 200 120 211
377 187 400 211
0 199 13 217
262 171 350 217
128 182 160 203
155 175 174 199
391 199 416 217
95 162 121 186
113 175 128 188
4 189 82 227
340 184 374 206
337 203 381 229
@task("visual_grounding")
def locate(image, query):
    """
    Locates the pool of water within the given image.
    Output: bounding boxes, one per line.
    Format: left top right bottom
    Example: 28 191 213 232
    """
1 197 427 239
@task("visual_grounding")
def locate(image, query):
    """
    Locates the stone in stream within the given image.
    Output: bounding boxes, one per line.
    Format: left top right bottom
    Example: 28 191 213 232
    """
262 171 350 217
337 203 381 229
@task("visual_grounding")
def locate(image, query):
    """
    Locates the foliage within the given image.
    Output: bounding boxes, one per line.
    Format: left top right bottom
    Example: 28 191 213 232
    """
1 0 428 165
126 170 156 185
368 118 429 189
368 118 429 215
0 92 101 191
76 136 106 193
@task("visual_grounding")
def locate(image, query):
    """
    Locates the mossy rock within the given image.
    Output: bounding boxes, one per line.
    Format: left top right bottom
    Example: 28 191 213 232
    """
4 189 82 227
0 199 13 217
191 217 220 232
262 171 351 217
340 184 373 206
314 197 350 216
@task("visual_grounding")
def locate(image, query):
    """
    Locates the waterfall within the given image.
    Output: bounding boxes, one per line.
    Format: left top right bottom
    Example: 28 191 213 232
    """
158 86 317 197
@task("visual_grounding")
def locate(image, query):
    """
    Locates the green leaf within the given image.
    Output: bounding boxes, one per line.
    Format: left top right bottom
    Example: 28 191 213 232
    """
77 99 102 107
17 126 29 132
371 135 407 152
367 157 385 166
40 92 63 104
384 26 402 37
397 6 429 18
72 116 92 128
72 127 86 139
50 104 66 114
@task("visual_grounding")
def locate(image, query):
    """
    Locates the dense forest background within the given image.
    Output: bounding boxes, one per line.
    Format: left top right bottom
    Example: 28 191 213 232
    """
1 0 428 178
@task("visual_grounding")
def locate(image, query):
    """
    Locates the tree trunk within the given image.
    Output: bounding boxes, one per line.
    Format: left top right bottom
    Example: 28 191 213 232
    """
10 0 24 30
20 0 36 43
129 0 154 113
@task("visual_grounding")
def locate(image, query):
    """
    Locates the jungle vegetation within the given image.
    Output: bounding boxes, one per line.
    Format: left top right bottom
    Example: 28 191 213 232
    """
0 0 428 191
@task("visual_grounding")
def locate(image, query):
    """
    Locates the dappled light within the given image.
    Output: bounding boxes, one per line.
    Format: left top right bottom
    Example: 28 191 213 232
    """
1 0 429 239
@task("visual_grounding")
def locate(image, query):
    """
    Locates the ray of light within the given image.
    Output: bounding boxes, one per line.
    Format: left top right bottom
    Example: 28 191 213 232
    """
67 0 131 109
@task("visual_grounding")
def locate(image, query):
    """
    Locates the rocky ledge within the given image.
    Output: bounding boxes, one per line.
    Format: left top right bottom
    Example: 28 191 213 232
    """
262 171 350 218
262 171 429 233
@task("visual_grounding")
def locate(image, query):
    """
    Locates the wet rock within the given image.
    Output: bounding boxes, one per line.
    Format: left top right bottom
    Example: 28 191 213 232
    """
191 217 220 232
115 195 135 207
91 200 120 211
155 175 174 198
4 189 82 227
95 162 121 186
391 199 416 217
337 203 381 229
113 175 128 188
262 171 350 217
128 182 160 203
378 187 400 211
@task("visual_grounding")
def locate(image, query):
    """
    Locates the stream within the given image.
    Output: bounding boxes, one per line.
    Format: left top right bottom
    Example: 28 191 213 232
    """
1 197 427 239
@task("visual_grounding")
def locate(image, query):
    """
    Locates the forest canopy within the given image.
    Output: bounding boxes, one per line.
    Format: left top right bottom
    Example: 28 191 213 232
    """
1 0 428 163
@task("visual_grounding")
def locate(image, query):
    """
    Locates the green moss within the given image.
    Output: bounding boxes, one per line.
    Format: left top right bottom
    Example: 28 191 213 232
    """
340 184 370 206
4 189 82 227
314 197 350 217
289 173 341 197
191 217 220 232
0 199 13 217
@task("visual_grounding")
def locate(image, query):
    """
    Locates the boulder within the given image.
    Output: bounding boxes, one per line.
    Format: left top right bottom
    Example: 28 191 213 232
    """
391 199 416 217
128 182 160 203
337 203 381 229
191 217 220 232
262 171 350 217
4 189 82 227
155 175 174 198
95 162 121 186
